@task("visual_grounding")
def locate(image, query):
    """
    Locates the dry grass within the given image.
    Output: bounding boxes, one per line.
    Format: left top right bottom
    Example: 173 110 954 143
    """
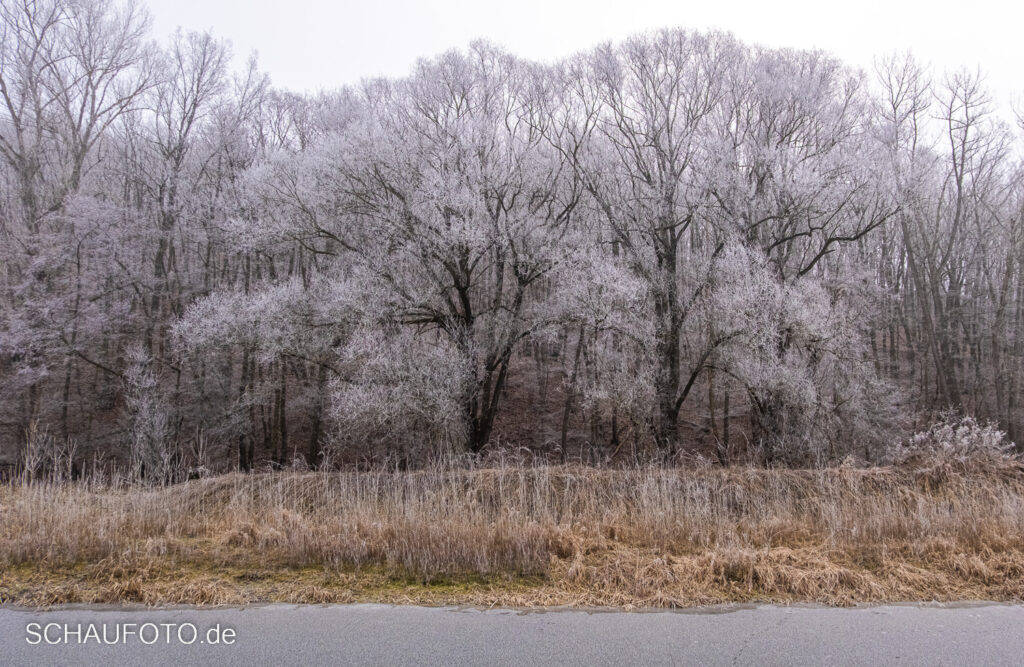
3 461 1024 607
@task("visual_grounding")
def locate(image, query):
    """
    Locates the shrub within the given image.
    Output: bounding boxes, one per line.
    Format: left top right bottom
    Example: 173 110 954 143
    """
888 414 1016 469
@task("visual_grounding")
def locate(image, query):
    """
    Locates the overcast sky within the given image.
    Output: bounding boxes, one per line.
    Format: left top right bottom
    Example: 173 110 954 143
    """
147 0 1021 117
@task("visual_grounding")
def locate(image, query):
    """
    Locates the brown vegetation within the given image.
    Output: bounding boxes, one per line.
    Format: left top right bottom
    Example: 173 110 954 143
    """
4 458 1024 608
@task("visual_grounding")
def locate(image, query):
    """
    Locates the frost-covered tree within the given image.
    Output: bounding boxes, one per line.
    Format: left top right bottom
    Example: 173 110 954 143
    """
240 43 584 454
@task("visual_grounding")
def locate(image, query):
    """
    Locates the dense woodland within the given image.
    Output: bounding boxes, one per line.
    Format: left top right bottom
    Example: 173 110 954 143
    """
1 0 1022 478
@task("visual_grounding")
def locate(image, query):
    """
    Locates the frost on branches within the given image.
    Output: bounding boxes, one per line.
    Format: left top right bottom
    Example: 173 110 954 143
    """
0 8 1022 473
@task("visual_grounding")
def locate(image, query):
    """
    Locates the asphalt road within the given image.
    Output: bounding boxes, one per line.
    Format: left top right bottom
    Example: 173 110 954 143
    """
2 603 1022 666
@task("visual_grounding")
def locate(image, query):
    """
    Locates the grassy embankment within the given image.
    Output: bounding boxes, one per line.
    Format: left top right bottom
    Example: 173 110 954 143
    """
3 461 1024 607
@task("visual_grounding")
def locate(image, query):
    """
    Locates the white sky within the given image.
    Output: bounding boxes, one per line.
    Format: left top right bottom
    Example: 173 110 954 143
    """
147 0 1022 117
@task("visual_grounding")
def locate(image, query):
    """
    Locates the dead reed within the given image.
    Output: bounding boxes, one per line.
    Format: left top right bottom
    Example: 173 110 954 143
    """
3 460 1024 607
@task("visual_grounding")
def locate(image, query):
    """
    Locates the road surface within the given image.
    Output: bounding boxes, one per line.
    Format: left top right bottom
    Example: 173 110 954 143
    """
2 603 1021 665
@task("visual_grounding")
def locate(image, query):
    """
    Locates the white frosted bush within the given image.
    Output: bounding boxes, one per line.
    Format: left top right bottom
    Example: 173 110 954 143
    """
889 415 1015 467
